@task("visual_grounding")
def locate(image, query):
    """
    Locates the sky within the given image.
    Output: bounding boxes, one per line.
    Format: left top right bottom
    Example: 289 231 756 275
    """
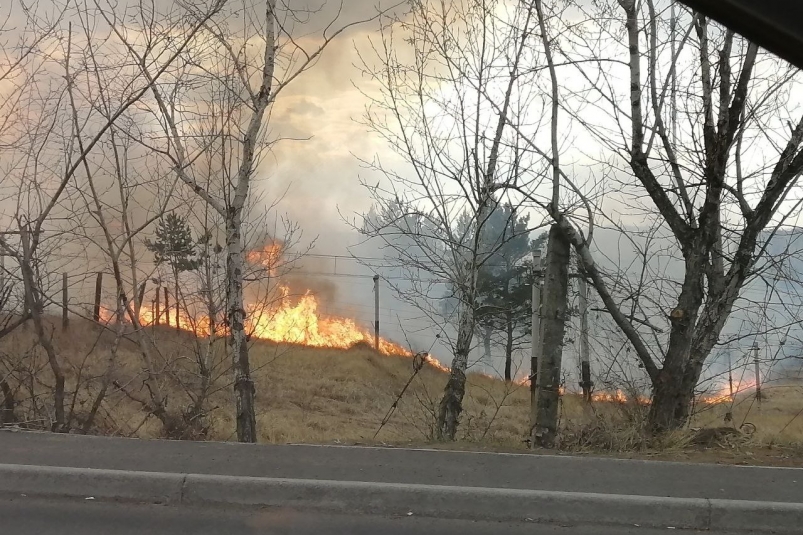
256 0 406 248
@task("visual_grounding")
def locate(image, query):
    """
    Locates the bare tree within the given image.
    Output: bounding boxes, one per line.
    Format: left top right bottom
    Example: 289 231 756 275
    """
355 0 545 440
0 0 227 433
113 0 385 442
505 0 803 432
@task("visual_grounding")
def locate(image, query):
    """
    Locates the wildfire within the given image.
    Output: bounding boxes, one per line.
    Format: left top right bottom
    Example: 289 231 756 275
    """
507 380 758 406
246 243 283 276
698 378 757 405
100 285 430 361
591 389 633 404
246 286 412 356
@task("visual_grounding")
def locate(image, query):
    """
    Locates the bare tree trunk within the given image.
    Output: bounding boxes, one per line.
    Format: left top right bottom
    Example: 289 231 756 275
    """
648 256 705 431
227 210 256 443
436 297 474 440
504 312 514 383
82 295 125 434
0 376 16 424
20 227 66 432
534 225 569 448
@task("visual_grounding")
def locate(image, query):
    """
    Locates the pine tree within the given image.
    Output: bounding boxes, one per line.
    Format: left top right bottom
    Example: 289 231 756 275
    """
475 204 546 382
145 213 200 327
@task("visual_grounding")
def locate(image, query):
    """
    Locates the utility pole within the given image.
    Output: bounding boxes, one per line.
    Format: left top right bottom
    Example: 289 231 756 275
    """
753 343 762 402
529 250 542 444
373 275 380 351
578 274 592 402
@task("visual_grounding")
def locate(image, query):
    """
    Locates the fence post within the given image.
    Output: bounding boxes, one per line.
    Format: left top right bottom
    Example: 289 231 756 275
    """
374 275 380 351
578 275 592 402
529 250 542 444
753 343 762 402
93 272 103 322
137 282 147 319
164 287 169 327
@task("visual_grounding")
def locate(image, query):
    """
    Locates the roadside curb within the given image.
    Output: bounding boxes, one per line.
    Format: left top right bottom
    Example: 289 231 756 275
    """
1 463 801 532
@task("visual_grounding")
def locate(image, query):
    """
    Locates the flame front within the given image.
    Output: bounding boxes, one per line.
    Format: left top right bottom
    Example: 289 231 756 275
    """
246 287 411 356
102 284 414 358
99 242 446 368
508 380 758 406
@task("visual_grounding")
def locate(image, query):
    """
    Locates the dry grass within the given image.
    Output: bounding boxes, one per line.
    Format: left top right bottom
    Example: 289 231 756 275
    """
2 316 803 464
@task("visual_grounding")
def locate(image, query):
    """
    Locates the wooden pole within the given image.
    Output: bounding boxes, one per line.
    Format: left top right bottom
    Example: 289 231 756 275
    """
62 272 69 329
753 343 762 402
529 250 542 444
137 282 147 318
155 287 161 326
724 350 734 422
578 275 592 402
93 272 103 322
728 351 734 400
164 287 170 327
174 279 180 330
374 275 380 351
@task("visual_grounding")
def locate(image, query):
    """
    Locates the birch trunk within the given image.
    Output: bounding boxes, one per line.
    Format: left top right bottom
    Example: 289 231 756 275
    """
436 295 474 440
227 209 256 443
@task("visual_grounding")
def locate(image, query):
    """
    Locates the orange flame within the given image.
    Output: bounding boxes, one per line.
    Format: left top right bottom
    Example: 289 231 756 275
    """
100 285 439 363
506 380 751 406
246 286 411 356
99 244 447 369
698 378 757 405
246 243 283 276
591 389 630 404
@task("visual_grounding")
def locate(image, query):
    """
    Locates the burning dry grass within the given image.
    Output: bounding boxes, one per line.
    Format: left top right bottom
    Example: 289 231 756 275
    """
2 316 803 464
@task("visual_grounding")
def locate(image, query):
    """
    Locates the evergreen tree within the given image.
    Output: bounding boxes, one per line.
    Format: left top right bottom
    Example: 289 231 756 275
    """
446 201 545 381
475 204 546 382
145 213 200 327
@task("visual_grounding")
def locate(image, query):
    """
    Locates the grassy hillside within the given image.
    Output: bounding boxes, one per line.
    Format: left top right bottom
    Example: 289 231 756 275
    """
1 316 802 463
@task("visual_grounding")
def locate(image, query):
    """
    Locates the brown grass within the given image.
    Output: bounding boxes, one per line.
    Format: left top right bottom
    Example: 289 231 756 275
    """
2 316 802 465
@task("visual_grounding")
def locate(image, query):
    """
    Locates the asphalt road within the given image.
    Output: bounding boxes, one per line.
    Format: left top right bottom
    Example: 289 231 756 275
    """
1 431 801 502
0 495 729 535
